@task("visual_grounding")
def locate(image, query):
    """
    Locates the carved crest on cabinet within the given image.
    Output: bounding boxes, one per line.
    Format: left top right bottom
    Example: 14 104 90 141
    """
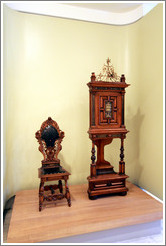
96 58 120 82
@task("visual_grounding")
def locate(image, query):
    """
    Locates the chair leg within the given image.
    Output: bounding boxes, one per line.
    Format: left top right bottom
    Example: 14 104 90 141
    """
39 181 44 211
64 178 71 207
58 180 63 193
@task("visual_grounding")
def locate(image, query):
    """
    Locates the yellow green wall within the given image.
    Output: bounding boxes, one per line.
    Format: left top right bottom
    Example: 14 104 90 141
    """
136 4 163 197
3 4 163 207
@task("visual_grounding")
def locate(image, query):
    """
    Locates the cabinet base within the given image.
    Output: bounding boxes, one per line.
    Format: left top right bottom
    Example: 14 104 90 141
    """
87 173 128 199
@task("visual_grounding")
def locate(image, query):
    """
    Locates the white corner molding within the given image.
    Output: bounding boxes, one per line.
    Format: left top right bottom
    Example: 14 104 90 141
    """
4 1 159 25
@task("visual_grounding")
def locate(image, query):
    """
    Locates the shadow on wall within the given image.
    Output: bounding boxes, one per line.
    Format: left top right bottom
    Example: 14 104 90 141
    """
59 153 71 174
126 107 145 184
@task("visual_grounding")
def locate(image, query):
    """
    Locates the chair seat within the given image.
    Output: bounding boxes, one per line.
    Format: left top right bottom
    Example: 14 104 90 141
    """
42 167 65 175
38 167 70 178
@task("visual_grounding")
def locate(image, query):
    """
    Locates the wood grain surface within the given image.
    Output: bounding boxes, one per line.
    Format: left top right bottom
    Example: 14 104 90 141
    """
7 182 163 243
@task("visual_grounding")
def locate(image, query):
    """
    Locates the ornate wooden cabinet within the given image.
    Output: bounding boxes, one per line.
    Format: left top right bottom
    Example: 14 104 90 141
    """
87 58 130 199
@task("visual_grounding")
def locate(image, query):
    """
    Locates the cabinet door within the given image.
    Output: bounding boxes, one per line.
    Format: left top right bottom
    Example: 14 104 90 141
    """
96 92 122 128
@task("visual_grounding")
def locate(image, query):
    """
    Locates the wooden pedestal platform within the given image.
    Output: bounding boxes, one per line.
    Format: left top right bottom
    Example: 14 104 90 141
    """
7 182 163 243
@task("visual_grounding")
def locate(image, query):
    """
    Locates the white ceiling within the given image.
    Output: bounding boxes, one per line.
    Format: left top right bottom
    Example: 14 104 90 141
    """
61 3 142 13
5 1 158 25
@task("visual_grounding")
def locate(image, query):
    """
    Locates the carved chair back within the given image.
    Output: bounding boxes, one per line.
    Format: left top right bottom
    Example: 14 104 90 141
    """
35 117 64 165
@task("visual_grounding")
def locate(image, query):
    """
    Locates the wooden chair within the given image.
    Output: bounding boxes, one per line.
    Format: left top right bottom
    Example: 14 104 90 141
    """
35 117 71 211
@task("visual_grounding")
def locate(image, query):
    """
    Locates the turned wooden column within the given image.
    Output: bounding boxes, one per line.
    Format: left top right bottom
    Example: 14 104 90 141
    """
39 181 44 211
119 136 125 175
64 177 71 207
58 180 63 193
90 141 96 178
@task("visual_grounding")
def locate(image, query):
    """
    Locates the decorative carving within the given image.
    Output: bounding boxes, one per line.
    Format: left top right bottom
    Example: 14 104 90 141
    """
44 193 64 201
120 145 124 161
92 93 95 125
35 117 64 164
119 137 125 175
91 143 96 164
36 117 71 211
94 87 123 90
96 58 120 82
87 61 130 199
90 142 96 178
105 101 112 118
99 96 118 125
121 94 124 126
